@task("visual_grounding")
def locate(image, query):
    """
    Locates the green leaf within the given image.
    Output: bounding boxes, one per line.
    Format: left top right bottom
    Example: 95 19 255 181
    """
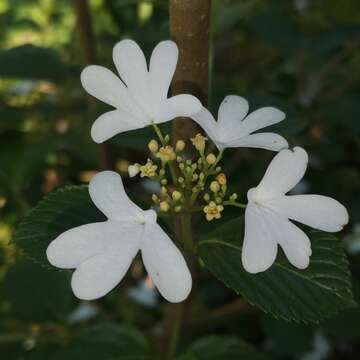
178 335 268 360
0 45 68 81
1 260 76 323
198 217 356 323
54 323 150 360
13 186 105 267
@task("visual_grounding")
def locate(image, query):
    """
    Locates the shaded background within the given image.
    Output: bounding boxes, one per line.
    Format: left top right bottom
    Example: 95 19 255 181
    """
0 0 360 359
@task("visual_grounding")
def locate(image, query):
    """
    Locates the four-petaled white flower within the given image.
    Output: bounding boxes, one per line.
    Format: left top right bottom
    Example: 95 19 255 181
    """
191 95 288 151
242 147 349 274
46 171 192 302
80 39 202 143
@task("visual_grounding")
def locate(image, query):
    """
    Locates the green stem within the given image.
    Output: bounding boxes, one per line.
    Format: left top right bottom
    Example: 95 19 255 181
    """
152 123 178 185
166 212 193 359
223 201 247 209
166 303 185 360
152 123 166 145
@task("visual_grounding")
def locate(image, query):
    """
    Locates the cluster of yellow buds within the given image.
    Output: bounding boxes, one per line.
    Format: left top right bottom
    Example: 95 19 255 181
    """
127 131 240 222
152 188 183 214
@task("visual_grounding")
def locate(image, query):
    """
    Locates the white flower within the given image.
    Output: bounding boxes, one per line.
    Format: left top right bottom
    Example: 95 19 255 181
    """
81 39 202 143
46 171 192 302
242 147 349 274
128 164 140 178
191 95 288 151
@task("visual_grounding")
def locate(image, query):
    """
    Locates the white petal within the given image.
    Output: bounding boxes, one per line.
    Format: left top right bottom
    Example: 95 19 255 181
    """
256 147 308 198
141 223 192 302
113 39 151 115
271 215 312 269
242 204 278 274
89 171 143 220
267 195 349 232
71 223 142 300
190 107 220 145
217 95 249 129
156 94 202 123
91 110 145 143
241 107 286 135
225 132 288 151
80 65 143 119
47 222 110 269
149 40 178 101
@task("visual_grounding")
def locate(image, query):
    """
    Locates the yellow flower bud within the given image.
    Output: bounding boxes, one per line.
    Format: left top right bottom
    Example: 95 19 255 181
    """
140 161 157 178
203 201 224 221
191 133 207 153
216 173 227 185
161 186 168 195
152 194 159 202
206 153 217 165
172 191 182 201
204 193 210 202
157 146 176 162
148 139 159 153
175 140 186 152
160 201 170 212
174 205 182 213
210 181 220 193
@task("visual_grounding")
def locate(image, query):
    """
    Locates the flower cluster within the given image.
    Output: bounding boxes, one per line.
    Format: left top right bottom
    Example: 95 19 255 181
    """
46 39 349 303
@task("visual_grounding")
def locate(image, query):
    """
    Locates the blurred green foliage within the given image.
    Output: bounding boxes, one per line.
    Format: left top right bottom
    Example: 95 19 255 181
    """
0 0 360 359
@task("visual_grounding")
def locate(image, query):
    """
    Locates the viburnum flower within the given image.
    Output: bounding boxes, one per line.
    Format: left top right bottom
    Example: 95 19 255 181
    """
242 147 349 273
81 39 202 143
191 95 288 151
46 171 192 302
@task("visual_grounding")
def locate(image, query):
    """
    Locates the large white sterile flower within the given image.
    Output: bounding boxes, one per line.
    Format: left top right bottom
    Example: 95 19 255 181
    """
191 95 288 151
242 147 349 274
46 171 192 303
80 39 202 143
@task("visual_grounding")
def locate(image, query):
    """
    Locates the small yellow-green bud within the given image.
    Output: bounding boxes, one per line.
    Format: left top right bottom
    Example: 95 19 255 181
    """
215 166 221 173
204 193 210 202
215 197 222 204
174 205 182 213
206 153 217 165
177 156 182 162
178 177 184 183
186 166 192 173
159 169 165 176
164 134 170 143
199 172 205 180
152 194 159 202
216 173 227 185
230 193 238 201
186 159 192 166
148 139 159 153
172 191 182 201
191 163 197 171
161 179 168 185
179 163 185 170
191 133 207 152
160 201 170 212
175 140 186 152
210 181 220 193
192 174 199 181
192 187 198 193
161 186 168 195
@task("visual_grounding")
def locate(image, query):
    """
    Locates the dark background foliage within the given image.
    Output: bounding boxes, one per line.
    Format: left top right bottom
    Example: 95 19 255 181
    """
0 0 359 359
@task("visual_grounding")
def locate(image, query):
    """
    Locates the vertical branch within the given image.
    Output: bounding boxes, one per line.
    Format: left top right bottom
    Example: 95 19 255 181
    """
74 0 111 170
162 1 212 358
170 0 212 141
